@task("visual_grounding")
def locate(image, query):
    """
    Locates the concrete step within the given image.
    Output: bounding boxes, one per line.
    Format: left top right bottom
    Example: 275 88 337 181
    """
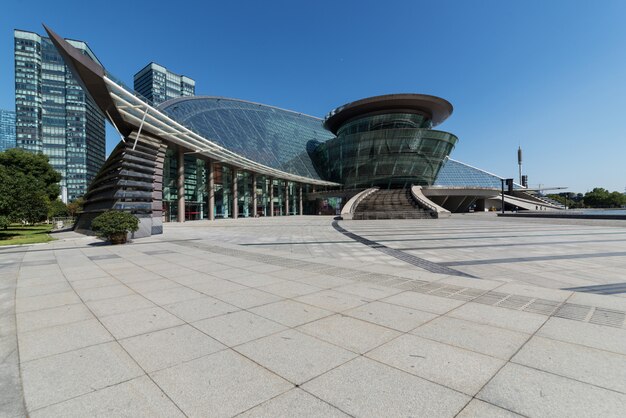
353 188 435 220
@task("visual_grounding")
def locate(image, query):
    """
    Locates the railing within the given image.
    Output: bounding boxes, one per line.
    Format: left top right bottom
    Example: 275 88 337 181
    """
51 217 76 230
340 187 379 219
410 185 451 218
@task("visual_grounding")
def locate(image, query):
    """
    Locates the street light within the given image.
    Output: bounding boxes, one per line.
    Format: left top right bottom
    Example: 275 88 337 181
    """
501 178 514 214
501 179 505 214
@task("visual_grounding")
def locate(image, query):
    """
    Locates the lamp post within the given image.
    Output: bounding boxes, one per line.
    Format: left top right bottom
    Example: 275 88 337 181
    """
501 179 505 214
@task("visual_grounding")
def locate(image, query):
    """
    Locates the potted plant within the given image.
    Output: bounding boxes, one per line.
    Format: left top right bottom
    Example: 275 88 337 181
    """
91 210 139 244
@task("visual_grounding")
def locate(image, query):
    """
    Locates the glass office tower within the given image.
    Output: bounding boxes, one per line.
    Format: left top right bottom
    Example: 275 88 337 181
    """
14 30 106 201
133 63 195 106
0 109 16 151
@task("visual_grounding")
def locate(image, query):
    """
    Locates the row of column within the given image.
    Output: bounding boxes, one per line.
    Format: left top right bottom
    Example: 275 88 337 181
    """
177 148 305 223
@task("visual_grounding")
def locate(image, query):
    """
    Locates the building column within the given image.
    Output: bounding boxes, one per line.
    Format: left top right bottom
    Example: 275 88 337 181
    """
285 182 289 216
207 159 215 221
252 173 257 218
299 184 303 216
177 148 185 223
269 178 274 217
232 167 238 219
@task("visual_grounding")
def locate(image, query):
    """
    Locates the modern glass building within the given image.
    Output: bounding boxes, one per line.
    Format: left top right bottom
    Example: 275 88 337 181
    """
434 157 522 189
0 109 16 151
315 94 457 189
158 97 334 221
14 30 106 201
134 63 195 106
44 25 560 236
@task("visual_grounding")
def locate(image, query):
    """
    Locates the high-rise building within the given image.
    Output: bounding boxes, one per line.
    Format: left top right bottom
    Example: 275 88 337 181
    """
14 29 106 201
133 62 195 106
0 109 16 151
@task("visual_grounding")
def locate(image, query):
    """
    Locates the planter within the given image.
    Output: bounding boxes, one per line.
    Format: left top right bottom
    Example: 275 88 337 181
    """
109 232 128 245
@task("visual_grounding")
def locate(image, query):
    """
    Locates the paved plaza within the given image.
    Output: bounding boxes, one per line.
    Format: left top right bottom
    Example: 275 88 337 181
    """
2 214 626 417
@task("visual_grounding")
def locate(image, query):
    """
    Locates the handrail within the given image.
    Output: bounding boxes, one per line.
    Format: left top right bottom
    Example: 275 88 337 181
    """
340 187 379 219
410 185 451 218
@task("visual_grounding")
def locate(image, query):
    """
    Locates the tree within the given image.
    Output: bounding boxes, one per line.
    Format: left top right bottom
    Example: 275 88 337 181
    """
0 149 62 224
0 148 61 200
67 197 85 217
583 188 610 207
608 191 626 208
49 199 70 218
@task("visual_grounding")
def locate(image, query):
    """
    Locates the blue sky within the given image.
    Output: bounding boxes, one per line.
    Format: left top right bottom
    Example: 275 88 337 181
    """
2 0 625 193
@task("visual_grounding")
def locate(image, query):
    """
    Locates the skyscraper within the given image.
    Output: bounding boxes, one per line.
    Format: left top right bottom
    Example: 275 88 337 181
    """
133 62 195 106
0 109 16 151
14 29 106 201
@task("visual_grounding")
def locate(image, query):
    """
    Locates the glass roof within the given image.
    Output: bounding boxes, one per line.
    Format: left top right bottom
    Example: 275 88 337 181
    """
433 157 522 189
159 97 335 180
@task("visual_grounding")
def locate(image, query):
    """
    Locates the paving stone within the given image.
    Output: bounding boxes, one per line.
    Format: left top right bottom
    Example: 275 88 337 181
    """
567 291 626 310
193 310 286 346
368 333 505 395
126 278 181 293
75 284 135 302
345 301 437 332
227 273 286 288
238 388 349 418
16 303 93 333
143 286 204 305
258 281 323 298
15 291 81 313
411 316 529 360
21 341 144 410
29 375 184 418
236 329 357 384
478 363 626 417
382 291 465 314
99 306 184 339
18 319 113 362
294 274 356 289
537 317 626 355
216 287 283 309
86 294 156 317
188 277 248 295
294 289 370 312
163 295 239 322
250 300 333 327
69 276 120 290
495 282 572 302
15 281 72 299
298 314 401 354
456 399 524 417
303 356 469 417
150 349 292 417
512 335 626 393
119 324 225 372
334 282 403 299
448 302 547 333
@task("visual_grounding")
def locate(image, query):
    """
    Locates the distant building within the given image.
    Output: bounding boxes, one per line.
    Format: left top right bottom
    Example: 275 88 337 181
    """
134 62 195 106
0 109 16 151
14 29 106 201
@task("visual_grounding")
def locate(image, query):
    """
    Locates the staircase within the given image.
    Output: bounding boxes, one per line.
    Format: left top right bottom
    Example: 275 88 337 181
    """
353 189 435 220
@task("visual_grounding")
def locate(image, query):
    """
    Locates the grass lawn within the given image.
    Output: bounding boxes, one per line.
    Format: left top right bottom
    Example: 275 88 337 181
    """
0 224 54 246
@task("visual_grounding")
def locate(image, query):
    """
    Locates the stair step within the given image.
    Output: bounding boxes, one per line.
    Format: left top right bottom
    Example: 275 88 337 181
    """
353 189 435 220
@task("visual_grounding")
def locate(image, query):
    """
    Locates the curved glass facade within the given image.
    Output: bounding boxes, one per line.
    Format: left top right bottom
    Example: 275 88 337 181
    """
434 157 523 189
313 113 457 189
159 97 334 180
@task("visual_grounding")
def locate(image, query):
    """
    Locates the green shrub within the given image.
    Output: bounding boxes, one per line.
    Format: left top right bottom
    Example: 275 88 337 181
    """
0 215 9 230
91 210 139 244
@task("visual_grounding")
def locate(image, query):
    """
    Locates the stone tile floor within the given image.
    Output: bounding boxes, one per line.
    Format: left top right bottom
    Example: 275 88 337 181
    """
1 214 626 417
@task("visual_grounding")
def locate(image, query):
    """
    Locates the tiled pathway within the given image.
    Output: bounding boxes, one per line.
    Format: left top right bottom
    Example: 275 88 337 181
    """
2 215 626 417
